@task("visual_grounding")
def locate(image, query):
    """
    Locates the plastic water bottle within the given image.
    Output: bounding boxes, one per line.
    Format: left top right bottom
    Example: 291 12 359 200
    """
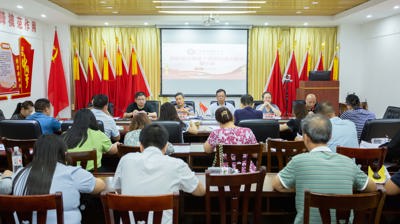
12 146 23 173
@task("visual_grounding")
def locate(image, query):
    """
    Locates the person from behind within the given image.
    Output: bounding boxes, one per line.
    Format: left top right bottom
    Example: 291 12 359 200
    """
256 91 281 117
204 107 258 173
305 93 319 114
12 134 105 224
91 94 120 141
174 92 194 117
124 113 151 146
340 93 376 140
272 114 376 224
27 98 61 134
113 124 205 224
63 109 119 171
317 102 358 152
234 94 262 125
11 100 34 120
123 91 157 119
159 102 198 135
206 89 235 117
280 102 307 140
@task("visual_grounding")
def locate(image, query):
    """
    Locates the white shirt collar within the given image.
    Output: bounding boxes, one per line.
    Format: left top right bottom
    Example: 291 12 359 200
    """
142 146 164 155
309 145 332 153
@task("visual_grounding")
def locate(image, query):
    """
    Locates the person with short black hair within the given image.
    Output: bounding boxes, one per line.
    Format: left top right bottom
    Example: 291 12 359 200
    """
113 124 205 223
26 98 61 134
123 91 157 119
340 93 376 140
206 89 235 118
256 91 281 117
233 94 262 125
174 92 194 117
91 94 120 141
11 100 34 119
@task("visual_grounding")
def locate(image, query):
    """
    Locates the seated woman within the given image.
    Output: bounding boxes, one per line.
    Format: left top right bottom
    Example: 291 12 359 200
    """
10 100 34 120
256 91 282 117
279 102 307 140
204 107 258 173
124 113 151 146
234 94 263 125
159 102 198 135
12 135 105 224
63 109 118 171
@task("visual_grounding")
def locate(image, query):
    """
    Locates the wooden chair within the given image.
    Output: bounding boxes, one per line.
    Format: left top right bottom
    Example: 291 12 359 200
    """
205 166 266 224
100 191 179 224
303 189 386 224
214 143 264 172
336 146 387 173
0 192 64 224
266 139 307 172
117 144 140 157
65 149 98 172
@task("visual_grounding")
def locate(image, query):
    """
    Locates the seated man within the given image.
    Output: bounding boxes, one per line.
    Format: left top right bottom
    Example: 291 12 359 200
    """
174 92 194 117
206 89 235 117
305 93 319 113
256 91 281 117
113 124 205 223
123 91 157 119
340 93 376 140
317 102 358 152
272 114 376 224
26 98 61 134
91 94 120 141
234 94 262 125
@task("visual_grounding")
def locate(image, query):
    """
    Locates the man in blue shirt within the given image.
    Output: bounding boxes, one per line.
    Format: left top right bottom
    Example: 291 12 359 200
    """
26 98 61 135
234 94 262 125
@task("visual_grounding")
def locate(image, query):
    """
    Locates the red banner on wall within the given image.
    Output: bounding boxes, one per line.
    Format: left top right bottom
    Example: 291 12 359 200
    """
11 37 34 99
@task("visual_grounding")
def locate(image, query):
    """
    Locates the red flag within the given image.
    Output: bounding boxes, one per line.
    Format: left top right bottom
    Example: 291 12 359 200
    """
114 45 130 117
199 102 208 114
87 46 102 101
73 48 88 110
129 46 151 97
265 50 284 112
314 52 324 71
299 51 310 81
100 48 116 110
282 51 299 116
48 31 69 117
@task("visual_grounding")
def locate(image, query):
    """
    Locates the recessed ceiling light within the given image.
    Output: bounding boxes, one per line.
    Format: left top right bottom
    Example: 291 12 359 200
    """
296 11 302 14
225 22 229 25
144 22 149 26
366 14 372 18
184 22 189 25
303 22 309 26
304 6 310 10
41 14 47 18
264 22 269 25
394 5 399 10
159 10 256 14
106 6 113 9
311 1 318 5
16 5 23 9
104 22 109 25
99 1 107 4
112 11 119 14
156 6 261 9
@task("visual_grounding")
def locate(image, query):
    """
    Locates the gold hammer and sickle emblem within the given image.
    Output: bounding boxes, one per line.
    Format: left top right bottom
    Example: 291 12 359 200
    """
52 46 58 62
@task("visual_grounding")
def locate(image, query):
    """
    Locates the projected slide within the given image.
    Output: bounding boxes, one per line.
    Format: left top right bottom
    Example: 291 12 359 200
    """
161 29 248 96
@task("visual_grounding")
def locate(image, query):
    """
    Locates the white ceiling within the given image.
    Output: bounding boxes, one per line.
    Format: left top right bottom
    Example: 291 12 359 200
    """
1 0 400 27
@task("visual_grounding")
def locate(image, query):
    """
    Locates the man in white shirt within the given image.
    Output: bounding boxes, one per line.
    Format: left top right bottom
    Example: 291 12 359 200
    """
113 124 205 224
206 89 235 117
91 94 120 141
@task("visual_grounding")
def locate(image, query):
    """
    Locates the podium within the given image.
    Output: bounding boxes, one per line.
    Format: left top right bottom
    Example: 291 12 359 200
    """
296 81 340 114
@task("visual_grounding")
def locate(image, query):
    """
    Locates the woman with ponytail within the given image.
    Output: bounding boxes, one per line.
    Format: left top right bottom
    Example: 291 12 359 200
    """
11 100 33 119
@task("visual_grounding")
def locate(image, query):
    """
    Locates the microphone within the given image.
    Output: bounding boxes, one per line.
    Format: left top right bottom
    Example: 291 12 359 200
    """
283 74 292 83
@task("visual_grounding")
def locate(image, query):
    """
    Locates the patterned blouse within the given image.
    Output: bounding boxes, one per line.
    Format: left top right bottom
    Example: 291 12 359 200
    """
124 129 142 146
207 127 258 172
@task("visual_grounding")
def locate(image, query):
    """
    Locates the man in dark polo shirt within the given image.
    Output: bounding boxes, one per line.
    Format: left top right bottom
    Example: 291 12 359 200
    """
123 91 157 119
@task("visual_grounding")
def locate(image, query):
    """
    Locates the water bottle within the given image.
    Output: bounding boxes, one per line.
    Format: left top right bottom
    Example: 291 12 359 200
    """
12 146 23 173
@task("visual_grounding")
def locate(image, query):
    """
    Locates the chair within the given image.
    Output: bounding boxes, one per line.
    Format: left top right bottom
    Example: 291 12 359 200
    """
171 100 196 113
101 191 179 224
214 143 264 172
146 100 160 115
303 190 386 224
266 139 307 172
205 166 266 224
61 120 105 132
238 119 279 142
210 100 235 107
152 121 183 143
0 192 64 224
253 100 263 109
117 144 140 157
383 106 400 119
360 119 400 142
65 149 98 172
336 146 387 173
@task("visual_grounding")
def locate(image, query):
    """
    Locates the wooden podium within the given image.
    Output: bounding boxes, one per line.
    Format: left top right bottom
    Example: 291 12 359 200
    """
296 81 340 114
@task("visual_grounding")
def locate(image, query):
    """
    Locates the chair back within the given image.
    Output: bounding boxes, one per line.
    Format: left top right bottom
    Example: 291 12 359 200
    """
238 119 279 142
205 166 266 224
146 100 160 115
303 190 386 224
0 192 64 224
101 191 179 224
383 106 400 119
171 101 196 113
253 100 263 109
336 146 387 173
214 143 264 172
117 144 140 157
61 120 105 132
360 119 400 142
210 100 235 107
65 149 98 172
0 119 42 139
152 121 183 143
266 139 307 172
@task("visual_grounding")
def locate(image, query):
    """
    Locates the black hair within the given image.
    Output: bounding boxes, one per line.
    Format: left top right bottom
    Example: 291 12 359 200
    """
135 91 146 99
139 124 169 149
12 100 34 116
301 114 332 144
216 89 226 96
240 94 254 106
158 102 185 129
345 94 360 109
175 92 184 98
293 102 308 119
63 109 99 148
13 134 66 195
215 107 233 124
34 98 50 112
92 94 108 109
262 91 272 99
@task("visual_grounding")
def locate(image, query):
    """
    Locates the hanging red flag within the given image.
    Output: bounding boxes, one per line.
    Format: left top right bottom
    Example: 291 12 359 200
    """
87 46 102 102
314 52 324 71
114 45 131 117
129 46 151 97
265 50 284 113
48 30 69 117
100 47 116 111
199 102 208 114
73 48 88 110
282 50 299 116
299 51 311 81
